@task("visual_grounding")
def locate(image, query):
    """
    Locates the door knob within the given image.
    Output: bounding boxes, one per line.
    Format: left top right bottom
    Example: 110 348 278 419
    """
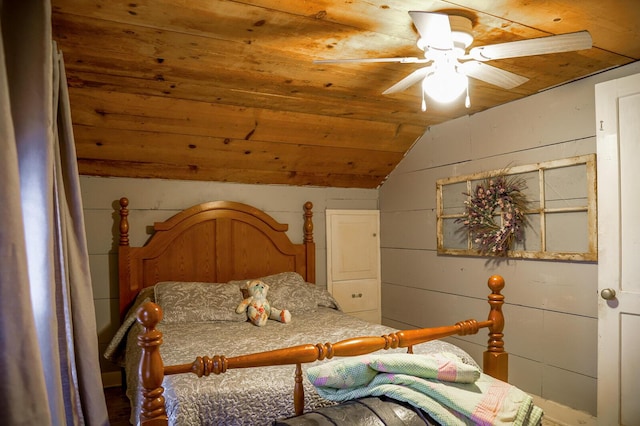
600 288 616 300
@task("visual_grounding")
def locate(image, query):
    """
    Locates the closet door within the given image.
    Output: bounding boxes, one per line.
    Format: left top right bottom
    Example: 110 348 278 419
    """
326 210 381 323
596 72 640 426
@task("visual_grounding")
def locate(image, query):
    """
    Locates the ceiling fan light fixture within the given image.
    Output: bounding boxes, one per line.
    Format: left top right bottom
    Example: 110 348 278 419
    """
316 11 590 111
422 68 468 104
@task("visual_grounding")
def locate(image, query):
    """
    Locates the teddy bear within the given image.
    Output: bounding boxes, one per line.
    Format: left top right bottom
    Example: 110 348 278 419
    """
235 279 292 326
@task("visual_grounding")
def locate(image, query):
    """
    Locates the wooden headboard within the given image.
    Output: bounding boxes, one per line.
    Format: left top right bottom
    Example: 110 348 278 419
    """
118 198 316 318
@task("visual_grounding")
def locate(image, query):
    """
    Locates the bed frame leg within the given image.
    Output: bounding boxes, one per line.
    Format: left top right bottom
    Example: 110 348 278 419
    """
137 302 168 425
293 363 304 416
483 275 508 382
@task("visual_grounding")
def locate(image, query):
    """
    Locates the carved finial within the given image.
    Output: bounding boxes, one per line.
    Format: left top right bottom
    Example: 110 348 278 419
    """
486 275 505 354
137 301 162 327
119 197 130 246
303 201 314 243
488 275 505 294
484 275 508 382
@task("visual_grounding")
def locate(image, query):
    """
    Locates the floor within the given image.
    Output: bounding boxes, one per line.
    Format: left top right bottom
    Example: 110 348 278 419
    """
104 386 131 426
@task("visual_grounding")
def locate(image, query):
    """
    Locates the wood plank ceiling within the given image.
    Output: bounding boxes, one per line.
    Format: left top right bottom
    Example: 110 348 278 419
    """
51 0 639 188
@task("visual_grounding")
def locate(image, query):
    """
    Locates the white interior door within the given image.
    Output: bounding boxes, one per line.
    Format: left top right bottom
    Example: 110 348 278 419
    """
326 211 380 283
596 72 640 425
326 210 381 323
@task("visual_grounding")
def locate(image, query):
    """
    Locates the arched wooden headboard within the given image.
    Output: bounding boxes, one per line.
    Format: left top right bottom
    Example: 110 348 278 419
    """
117 198 316 318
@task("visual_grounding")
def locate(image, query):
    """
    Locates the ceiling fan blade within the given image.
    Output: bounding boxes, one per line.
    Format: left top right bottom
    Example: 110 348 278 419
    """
313 57 428 64
409 11 453 50
469 30 592 61
382 66 432 95
460 61 529 89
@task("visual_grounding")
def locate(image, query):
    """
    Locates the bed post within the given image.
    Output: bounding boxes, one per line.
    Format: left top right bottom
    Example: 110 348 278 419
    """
137 302 168 425
119 197 130 245
303 201 316 283
119 197 132 319
483 275 508 382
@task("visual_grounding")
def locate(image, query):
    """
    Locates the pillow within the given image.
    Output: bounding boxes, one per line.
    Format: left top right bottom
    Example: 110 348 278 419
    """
312 286 341 311
154 281 246 323
229 272 340 313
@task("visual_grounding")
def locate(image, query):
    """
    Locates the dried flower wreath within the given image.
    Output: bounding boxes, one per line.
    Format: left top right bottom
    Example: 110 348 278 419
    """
457 174 529 256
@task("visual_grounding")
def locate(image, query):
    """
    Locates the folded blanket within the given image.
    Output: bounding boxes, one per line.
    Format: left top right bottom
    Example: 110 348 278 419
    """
307 352 543 426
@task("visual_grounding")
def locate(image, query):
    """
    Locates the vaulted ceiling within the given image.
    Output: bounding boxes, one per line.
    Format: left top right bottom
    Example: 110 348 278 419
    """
51 1 639 188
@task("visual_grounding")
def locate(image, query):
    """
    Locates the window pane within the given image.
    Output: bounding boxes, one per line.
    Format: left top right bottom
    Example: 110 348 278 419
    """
442 182 468 215
546 211 589 252
442 217 468 249
545 164 587 208
518 213 541 251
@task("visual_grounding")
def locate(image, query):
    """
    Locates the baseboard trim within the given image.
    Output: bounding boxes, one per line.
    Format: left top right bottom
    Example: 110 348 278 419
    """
101 371 123 388
530 394 596 426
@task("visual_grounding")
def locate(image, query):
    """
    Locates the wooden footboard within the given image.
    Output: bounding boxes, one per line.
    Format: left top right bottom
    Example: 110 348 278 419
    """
135 275 507 425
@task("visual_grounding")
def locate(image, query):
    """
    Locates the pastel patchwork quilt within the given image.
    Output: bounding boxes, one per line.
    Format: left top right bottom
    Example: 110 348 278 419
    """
307 352 543 426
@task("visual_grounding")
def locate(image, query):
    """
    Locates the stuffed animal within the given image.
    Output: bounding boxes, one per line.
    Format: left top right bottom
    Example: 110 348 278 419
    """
235 279 292 326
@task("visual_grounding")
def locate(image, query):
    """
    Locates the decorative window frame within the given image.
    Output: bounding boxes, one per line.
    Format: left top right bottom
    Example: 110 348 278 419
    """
436 154 597 261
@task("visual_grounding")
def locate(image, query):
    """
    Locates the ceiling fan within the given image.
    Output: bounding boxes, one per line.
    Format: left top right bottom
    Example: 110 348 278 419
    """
314 11 592 110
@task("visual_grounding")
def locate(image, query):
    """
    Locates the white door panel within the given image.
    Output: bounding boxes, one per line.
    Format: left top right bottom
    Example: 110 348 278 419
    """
326 210 381 323
329 213 379 281
596 73 640 426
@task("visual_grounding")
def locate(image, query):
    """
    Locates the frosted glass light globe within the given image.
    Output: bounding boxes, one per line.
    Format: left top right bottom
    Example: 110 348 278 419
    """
422 69 468 104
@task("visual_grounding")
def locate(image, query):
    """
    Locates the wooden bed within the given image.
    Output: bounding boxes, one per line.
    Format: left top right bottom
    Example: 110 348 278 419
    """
113 198 525 426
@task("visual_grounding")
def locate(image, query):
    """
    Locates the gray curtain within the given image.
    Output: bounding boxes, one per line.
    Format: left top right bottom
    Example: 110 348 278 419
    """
0 1 109 424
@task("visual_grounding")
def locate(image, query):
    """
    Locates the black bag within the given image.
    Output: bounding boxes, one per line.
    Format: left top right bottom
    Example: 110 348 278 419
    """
273 396 438 426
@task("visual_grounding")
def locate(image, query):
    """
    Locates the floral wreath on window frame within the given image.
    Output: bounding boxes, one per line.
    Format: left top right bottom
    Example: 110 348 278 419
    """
457 174 529 256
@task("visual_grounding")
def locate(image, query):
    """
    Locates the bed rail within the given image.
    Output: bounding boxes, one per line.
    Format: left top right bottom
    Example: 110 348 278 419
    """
136 275 507 425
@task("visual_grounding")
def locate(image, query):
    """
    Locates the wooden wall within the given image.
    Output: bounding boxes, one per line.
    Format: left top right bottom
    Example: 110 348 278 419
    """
80 176 377 385
379 60 640 416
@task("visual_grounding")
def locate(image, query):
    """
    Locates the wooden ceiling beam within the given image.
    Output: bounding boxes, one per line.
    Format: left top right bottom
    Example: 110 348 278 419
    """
67 88 422 153
77 159 385 188
72 125 405 177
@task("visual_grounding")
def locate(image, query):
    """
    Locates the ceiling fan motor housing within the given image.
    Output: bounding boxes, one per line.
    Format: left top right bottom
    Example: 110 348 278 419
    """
449 15 474 50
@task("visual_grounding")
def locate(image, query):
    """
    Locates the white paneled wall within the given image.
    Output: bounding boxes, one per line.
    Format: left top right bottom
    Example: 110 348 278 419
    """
379 61 640 416
80 176 377 385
